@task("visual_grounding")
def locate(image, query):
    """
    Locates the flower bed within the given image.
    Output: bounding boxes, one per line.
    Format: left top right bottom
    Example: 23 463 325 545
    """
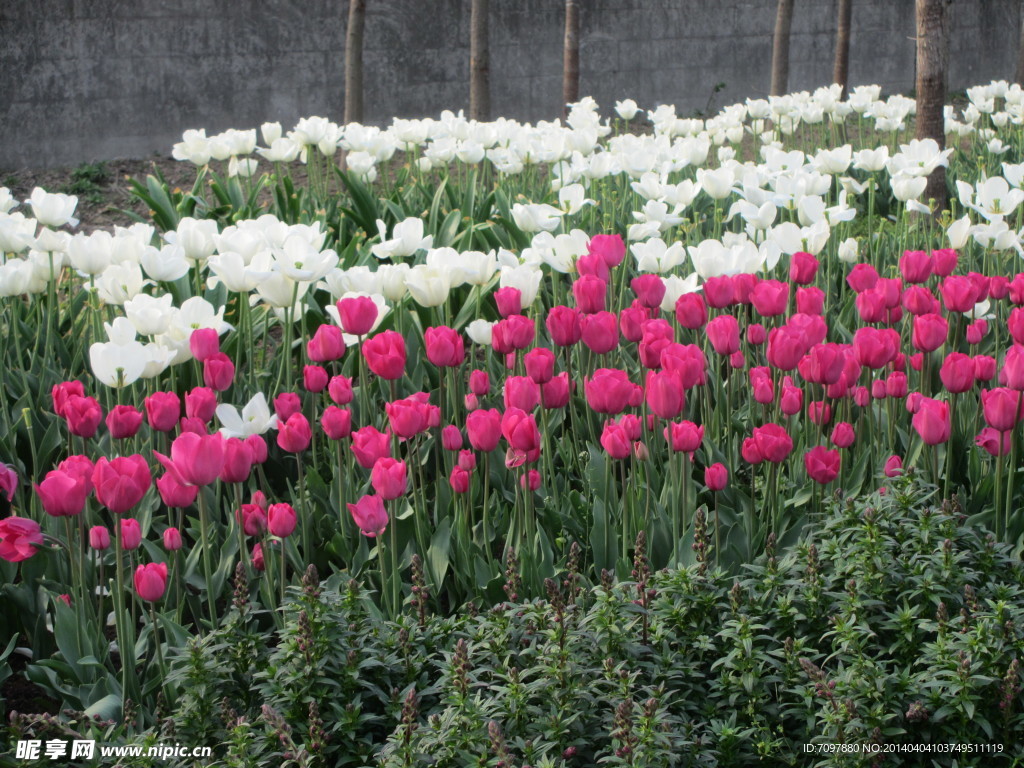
2 82 1024 739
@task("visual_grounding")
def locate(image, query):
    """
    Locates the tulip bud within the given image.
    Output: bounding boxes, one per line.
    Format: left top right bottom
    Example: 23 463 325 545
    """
89 525 111 550
163 527 183 551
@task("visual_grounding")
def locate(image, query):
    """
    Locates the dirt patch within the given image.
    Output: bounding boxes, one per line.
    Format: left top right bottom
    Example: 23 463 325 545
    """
2 653 60 718
2 156 199 233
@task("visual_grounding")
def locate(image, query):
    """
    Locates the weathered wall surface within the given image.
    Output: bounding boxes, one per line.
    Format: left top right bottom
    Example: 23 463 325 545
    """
0 0 1018 168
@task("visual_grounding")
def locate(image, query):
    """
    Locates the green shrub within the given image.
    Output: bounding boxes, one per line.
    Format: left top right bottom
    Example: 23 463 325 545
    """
13 478 1020 767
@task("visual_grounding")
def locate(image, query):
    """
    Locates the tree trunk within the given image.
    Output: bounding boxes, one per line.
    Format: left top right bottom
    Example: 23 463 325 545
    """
1015 0 1024 85
770 0 794 96
833 0 852 97
470 0 490 121
562 0 580 119
344 0 366 125
915 0 951 213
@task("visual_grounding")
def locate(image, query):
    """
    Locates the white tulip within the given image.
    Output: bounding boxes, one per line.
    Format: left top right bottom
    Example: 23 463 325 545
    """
90 341 147 388
466 319 494 345
26 188 78 228
217 393 279 438
124 293 175 336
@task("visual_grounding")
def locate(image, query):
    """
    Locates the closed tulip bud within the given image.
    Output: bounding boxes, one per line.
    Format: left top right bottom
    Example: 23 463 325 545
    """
457 450 476 471
909 353 924 371
731 272 756 305
273 392 302 421
276 412 312 452
674 292 707 329
362 330 406 379
303 365 329 392
704 462 728 491
752 373 774 404
307 324 345 362
871 379 887 400
796 287 825 315
441 425 463 451
854 386 870 407
220 438 253 484
703 276 735 308
515 468 539 492
931 248 957 277
940 352 975 393
145 391 180 432
831 422 855 448
912 313 948 353
968 271 990 301
541 372 571 409
664 420 704 454
912 397 951 444
886 371 908 398
990 275 1010 299
706 315 740 356
974 355 996 381
741 437 763 464
976 427 1012 457
327 375 354 405
753 423 794 463
494 286 522 317
492 314 535 352
899 250 932 284
245 433 268 464
466 409 502 452
1010 308 1024 346
385 397 431 438
576 251 610 282
780 384 803 415
237 503 267 536
572 275 607 314
469 369 490 396
589 233 626 267
501 408 541 454
545 305 582 347
163 527 183 551
449 465 471 494
600 421 632 459
846 263 880 293
940 276 978 313
371 457 407 500
854 327 899 369
268 502 298 538
337 295 378 336
767 325 807 371
1001 345 1024 389
251 542 265 571
35 470 88 517
804 446 840 484
185 387 218 422
65 395 103 438
902 285 940 316
203 353 235 392
93 455 152 513
661 343 707 388
52 380 85 418
106 405 143 439
884 454 903 477
855 288 887 323
581 311 619 354
808 400 831 425
524 347 556 384
966 319 987 345
321 406 353 440
619 305 649 343
617 413 640 440
155 464 198 506
789 251 819 285
89 525 111 550
134 562 168 602
120 518 142 550
348 494 389 537
631 274 666 309
424 326 465 367
746 323 767 346
982 387 1022 431
585 368 635 415
750 279 789 317
189 327 220 362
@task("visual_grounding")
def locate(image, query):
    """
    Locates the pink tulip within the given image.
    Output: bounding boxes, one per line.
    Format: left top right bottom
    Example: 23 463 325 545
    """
163 527 183 551
189 328 220 362
322 406 353 440
303 365 329 393
0 517 43 562
134 562 168 602
362 330 406 379
106 405 143 440
276 413 312 453
35 469 88 517
424 326 465 367
337 295 378 336
93 455 152 513
350 425 392 468
328 375 354 405
371 457 407 500
307 324 345 362
145 391 181 432
268 503 298 538
156 432 225 487
804 446 840 484
64 395 103 438
120 518 142 550
348 494 389 537
89 525 110 550
912 398 951 445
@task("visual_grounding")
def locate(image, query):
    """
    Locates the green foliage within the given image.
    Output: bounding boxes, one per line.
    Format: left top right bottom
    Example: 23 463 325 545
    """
61 162 108 204
127 479 1024 767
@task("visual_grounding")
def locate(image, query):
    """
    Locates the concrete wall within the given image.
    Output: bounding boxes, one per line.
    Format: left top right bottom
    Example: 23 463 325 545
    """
0 0 1019 169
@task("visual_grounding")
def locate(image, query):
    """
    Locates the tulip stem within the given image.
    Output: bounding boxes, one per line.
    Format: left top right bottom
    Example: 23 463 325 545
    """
296 454 310 566
996 449 1005 540
234 484 250 577
149 604 170 704
113 524 138 718
197 490 218 630
280 539 287 610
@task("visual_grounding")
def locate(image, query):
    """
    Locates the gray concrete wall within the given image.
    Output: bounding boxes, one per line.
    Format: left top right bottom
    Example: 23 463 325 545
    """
1 0 1019 169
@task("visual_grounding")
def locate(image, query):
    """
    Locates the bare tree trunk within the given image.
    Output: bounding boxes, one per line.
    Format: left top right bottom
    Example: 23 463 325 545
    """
1015 0 1024 85
470 0 490 121
562 0 580 119
770 0 794 96
344 0 366 125
833 0 852 97
915 0 951 213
